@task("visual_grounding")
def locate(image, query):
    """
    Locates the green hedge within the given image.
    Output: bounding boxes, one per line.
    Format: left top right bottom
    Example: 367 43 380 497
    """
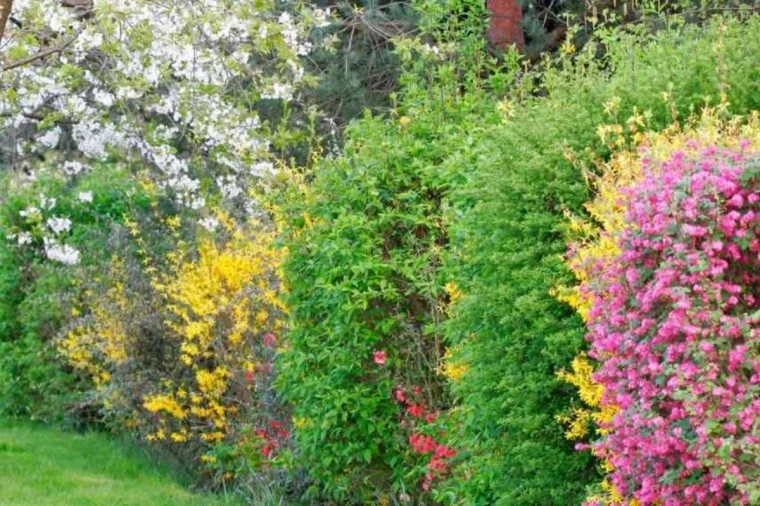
276 100 487 502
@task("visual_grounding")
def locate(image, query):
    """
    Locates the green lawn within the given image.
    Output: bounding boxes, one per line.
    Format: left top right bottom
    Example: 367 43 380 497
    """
0 419 240 506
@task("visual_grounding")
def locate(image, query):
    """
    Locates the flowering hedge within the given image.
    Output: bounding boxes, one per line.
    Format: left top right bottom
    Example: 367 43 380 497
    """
592 138 760 504
560 110 760 504
558 111 760 505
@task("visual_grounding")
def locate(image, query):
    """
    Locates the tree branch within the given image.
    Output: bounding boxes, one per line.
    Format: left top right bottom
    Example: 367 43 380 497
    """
2 25 83 71
1 111 79 124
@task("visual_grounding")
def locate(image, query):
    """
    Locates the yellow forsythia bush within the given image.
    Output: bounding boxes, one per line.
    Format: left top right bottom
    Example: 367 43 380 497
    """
59 220 287 474
555 107 760 505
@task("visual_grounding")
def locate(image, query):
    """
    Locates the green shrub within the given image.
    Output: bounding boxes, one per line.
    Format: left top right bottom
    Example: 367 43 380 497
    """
276 89 500 501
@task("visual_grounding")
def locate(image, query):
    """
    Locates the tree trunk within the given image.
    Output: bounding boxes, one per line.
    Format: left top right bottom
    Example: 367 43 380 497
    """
0 0 13 42
487 0 524 53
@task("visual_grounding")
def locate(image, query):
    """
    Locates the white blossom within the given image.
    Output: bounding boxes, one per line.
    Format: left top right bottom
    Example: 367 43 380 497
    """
44 239 80 265
62 161 89 176
19 206 40 218
251 161 275 176
3 0 324 216
47 217 72 235
92 89 115 107
313 8 331 28
199 217 219 231
217 175 243 200
38 127 61 148
77 191 94 203
40 195 56 210
17 232 33 245
261 83 294 101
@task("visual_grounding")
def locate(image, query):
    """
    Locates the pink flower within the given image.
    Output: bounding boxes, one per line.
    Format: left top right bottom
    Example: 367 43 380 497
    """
373 350 387 366
263 332 277 347
578 146 760 504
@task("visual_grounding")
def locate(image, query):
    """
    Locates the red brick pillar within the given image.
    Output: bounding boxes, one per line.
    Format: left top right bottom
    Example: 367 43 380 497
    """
487 0 524 52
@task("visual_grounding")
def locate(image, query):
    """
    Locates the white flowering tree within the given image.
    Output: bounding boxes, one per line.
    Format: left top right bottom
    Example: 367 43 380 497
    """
0 0 329 263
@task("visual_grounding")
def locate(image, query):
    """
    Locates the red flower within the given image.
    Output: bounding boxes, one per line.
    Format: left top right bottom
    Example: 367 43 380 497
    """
373 350 387 366
245 370 254 383
406 403 424 418
434 444 456 459
394 386 406 402
409 433 437 454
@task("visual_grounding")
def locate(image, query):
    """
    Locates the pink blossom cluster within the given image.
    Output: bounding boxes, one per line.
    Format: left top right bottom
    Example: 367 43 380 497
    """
586 143 760 505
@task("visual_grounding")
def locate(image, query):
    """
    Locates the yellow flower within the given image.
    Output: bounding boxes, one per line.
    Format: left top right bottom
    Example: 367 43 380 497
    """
560 41 576 55
165 215 182 229
170 431 189 443
440 347 468 381
143 394 186 420
497 99 515 118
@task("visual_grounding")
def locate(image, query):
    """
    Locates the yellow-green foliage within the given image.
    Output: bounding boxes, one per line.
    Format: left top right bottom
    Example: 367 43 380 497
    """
556 108 760 504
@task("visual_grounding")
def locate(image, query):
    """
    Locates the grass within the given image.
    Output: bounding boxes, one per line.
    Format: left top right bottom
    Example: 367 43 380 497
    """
0 418 241 506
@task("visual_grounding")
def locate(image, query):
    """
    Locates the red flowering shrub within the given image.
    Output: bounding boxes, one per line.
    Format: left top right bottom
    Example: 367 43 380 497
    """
395 385 457 491
587 143 760 504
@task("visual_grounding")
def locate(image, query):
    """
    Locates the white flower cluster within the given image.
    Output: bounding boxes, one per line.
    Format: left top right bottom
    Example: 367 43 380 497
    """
199 217 219 232
2 0 331 217
9 193 89 266
44 239 81 266
47 216 72 235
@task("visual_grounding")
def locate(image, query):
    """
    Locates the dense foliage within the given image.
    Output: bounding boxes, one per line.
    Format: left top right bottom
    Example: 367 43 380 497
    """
1 1 759 504
0 166 154 421
277 101 474 503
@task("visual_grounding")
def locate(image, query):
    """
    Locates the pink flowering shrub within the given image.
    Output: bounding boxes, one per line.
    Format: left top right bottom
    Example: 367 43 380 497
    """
586 142 760 505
